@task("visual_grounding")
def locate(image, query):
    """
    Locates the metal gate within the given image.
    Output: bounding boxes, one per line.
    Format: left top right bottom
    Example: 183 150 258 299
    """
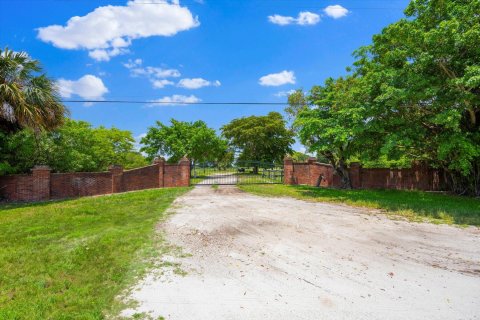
190 160 283 185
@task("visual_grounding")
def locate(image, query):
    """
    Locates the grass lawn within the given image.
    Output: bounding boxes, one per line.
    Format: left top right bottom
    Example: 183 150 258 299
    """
239 184 480 227
0 187 190 319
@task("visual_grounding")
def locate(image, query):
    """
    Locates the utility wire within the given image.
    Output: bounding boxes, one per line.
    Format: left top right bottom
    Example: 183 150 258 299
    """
62 100 290 105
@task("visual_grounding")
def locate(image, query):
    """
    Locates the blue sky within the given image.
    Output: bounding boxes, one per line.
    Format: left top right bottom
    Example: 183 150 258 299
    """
0 0 409 151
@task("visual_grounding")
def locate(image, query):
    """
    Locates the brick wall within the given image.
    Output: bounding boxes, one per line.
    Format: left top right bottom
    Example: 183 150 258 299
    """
284 157 446 191
0 158 190 202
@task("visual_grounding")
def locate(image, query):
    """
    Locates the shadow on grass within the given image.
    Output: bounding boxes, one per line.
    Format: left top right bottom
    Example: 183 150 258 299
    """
294 185 480 226
239 184 480 226
0 197 76 211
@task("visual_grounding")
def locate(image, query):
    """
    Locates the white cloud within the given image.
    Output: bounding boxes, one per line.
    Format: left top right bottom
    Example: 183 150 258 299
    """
177 78 221 89
268 15 296 26
297 12 321 25
259 70 296 87
324 5 349 19
148 94 201 106
37 0 200 61
274 89 296 97
268 11 320 26
123 59 180 89
152 79 175 88
57 74 108 100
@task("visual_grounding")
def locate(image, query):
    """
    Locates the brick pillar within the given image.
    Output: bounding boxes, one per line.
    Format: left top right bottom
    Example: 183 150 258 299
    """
178 157 190 187
283 156 295 185
32 165 51 201
412 160 429 190
349 162 361 189
153 157 165 188
307 157 316 186
109 165 123 193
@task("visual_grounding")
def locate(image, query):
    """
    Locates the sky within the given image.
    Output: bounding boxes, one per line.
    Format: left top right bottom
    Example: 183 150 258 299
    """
0 0 410 151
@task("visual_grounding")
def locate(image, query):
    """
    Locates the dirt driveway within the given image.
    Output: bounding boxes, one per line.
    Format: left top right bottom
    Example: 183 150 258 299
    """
122 186 480 320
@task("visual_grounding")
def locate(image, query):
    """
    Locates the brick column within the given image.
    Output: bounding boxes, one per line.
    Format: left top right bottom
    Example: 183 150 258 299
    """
349 162 362 189
283 156 295 185
178 157 190 187
32 165 51 201
412 160 429 190
153 157 165 188
109 165 123 193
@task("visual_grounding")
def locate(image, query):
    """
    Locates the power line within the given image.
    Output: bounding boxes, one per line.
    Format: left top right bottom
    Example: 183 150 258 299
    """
63 100 289 105
4 0 407 10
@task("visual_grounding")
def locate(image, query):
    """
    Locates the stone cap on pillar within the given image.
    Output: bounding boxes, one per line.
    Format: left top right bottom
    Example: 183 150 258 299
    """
153 156 165 164
179 156 190 165
284 156 293 164
307 157 317 164
32 165 51 174
108 165 124 175
32 165 51 171
349 162 361 168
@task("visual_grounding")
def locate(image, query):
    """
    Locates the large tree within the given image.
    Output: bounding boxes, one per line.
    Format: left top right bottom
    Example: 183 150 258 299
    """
352 0 480 194
0 48 67 133
291 0 480 194
140 119 229 165
0 119 146 174
293 77 367 188
221 112 294 164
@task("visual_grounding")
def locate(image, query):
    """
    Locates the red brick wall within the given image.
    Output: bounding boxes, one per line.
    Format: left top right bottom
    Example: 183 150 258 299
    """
50 172 112 199
121 165 159 192
0 159 191 202
164 159 190 187
286 157 335 187
358 167 444 191
0 174 35 202
284 158 446 191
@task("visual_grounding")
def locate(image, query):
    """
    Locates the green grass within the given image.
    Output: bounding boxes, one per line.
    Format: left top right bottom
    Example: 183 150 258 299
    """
239 184 480 226
0 187 190 319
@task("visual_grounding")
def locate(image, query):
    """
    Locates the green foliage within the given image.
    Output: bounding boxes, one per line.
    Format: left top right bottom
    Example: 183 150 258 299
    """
293 77 367 187
291 151 310 162
221 112 294 164
0 48 68 133
0 119 147 174
141 119 229 165
0 187 189 318
239 184 480 226
290 0 480 194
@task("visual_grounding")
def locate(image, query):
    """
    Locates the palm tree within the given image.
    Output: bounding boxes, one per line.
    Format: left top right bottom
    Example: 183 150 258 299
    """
0 48 68 133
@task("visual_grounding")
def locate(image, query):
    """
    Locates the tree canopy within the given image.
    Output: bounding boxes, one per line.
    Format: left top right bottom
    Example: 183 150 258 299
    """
221 112 294 164
290 0 480 194
140 119 229 164
0 48 68 133
0 119 146 174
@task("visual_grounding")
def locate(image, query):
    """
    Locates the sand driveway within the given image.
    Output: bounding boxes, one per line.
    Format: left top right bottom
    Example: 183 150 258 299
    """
121 186 480 320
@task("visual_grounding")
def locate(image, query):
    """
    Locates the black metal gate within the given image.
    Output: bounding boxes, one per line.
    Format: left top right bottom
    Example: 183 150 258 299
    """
190 160 283 185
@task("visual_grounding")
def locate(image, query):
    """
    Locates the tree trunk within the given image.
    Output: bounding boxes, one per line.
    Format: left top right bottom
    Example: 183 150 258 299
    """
336 159 352 189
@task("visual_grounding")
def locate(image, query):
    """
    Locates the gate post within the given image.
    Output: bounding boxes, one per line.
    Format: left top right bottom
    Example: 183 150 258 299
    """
109 165 123 193
153 157 165 188
349 162 361 189
283 156 295 185
32 165 51 201
178 157 190 187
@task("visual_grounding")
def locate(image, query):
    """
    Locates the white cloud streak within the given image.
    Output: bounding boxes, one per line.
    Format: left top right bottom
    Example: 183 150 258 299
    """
37 0 200 61
268 11 320 26
56 74 108 100
177 78 221 89
324 5 349 19
259 70 296 86
148 94 201 106
123 59 179 89
274 89 296 97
